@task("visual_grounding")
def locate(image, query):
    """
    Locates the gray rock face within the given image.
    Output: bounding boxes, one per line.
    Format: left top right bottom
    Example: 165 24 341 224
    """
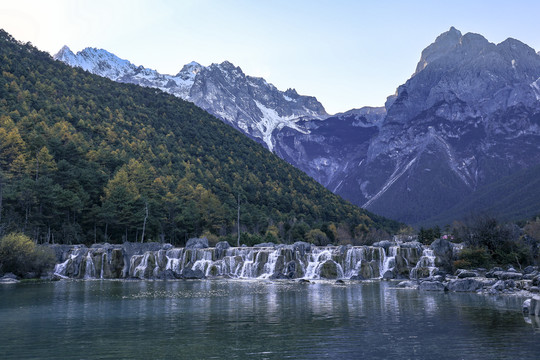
274 28 540 225
54 48 327 151
431 239 454 272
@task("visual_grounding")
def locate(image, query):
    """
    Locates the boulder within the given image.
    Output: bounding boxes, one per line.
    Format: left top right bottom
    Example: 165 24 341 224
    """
456 269 478 278
372 240 393 251
0 273 19 284
292 242 311 256
430 238 454 272
523 266 538 275
532 275 540 287
419 281 447 291
382 270 395 280
493 271 523 280
319 260 339 279
447 278 485 292
215 241 231 259
181 268 205 279
397 280 418 288
491 280 506 292
157 269 178 280
432 275 446 282
253 242 275 248
185 237 209 249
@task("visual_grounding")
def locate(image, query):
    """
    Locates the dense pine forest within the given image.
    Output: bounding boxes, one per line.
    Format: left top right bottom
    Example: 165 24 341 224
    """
0 30 400 246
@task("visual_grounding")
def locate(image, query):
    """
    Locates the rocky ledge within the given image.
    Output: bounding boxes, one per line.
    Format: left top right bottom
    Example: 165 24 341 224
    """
397 265 540 297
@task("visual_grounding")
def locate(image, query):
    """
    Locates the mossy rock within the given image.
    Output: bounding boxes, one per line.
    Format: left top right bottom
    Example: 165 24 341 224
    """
319 260 339 279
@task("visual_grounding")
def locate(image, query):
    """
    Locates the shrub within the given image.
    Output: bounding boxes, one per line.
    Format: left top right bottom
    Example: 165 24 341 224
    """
305 229 330 246
0 233 55 277
453 247 492 269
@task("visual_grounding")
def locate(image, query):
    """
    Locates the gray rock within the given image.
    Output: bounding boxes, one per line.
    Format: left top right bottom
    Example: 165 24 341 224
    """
524 266 538 274
181 268 205 279
382 270 395 280
185 237 209 249
158 269 178 280
491 280 506 292
431 239 454 272
532 275 540 286
419 281 447 291
372 240 393 251
253 242 276 248
432 275 446 282
397 280 418 288
447 278 485 292
0 273 20 283
493 271 523 280
523 273 538 280
2 273 18 280
456 269 478 278
319 260 339 279
214 241 231 259
292 242 312 256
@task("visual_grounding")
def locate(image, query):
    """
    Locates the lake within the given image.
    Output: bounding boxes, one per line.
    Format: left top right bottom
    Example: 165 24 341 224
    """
0 280 538 359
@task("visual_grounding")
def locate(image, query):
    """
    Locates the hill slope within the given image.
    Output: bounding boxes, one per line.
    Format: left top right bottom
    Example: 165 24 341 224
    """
0 30 398 245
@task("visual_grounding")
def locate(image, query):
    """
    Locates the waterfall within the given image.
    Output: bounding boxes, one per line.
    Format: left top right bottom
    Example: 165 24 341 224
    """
380 246 398 278
51 242 429 281
410 249 438 279
84 252 96 279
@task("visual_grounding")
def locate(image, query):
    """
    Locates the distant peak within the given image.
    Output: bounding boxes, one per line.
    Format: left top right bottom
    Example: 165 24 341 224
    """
177 61 203 78
53 45 74 60
447 26 461 36
414 27 462 74
284 88 299 98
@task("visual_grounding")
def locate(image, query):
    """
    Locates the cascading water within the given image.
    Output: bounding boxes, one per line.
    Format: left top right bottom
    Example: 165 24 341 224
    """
410 249 438 279
51 242 427 281
380 246 398 278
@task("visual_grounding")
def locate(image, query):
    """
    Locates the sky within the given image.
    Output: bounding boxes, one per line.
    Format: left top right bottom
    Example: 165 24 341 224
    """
1 0 540 114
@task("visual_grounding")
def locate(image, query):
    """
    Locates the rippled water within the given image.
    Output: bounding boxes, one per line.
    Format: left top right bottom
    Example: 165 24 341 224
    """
0 280 538 359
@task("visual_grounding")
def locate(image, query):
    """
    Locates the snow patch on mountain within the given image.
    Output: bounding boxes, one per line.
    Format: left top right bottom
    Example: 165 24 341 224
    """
532 78 540 100
254 101 310 151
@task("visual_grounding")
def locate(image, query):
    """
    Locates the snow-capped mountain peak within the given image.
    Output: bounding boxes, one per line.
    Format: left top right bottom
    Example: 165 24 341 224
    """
55 46 327 150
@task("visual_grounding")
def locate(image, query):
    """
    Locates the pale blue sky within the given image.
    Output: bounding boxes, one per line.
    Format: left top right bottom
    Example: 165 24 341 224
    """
1 0 540 114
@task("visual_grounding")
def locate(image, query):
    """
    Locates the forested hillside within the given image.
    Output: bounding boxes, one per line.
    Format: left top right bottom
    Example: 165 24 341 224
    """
0 30 399 245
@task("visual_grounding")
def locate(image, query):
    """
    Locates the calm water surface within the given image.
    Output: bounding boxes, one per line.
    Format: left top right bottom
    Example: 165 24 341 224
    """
0 280 538 359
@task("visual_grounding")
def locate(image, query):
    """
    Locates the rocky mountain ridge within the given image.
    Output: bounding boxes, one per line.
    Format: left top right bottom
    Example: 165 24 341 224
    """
273 27 540 224
54 47 327 150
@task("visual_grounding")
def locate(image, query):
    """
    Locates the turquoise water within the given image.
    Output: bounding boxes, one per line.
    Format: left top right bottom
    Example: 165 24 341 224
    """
0 280 538 359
